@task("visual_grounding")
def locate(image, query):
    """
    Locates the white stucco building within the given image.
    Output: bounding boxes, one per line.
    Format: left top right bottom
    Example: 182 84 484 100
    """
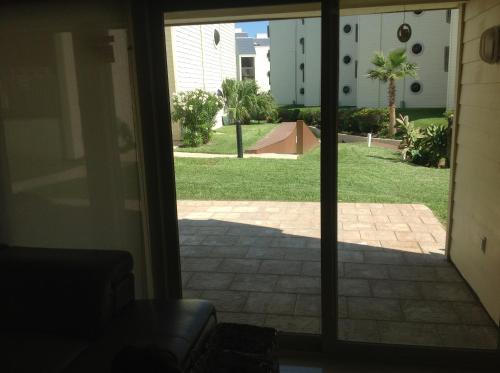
164 23 237 139
235 30 271 92
270 9 458 110
268 18 321 107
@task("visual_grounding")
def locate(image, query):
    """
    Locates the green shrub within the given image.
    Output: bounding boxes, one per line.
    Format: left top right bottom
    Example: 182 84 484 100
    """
396 115 423 161
411 124 449 167
338 107 388 135
350 108 389 134
277 107 321 126
338 107 359 132
396 115 450 167
278 106 388 134
278 108 300 122
267 110 280 124
298 108 321 127
172 89 223 147
443 110 454 120
251 92 279 123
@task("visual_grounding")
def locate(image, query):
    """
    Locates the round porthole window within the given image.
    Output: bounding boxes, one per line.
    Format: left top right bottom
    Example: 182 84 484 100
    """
343 85 351 95
343 55 352 64
343 24 352 34
411 43 423 55
397 23 412 43
410 81 422 94
213 29 220 46
413 10 424 16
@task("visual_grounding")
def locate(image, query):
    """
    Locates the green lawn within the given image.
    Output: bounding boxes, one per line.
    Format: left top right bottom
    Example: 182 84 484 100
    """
175 143 450 222
396 107 448 128
175 123 278 154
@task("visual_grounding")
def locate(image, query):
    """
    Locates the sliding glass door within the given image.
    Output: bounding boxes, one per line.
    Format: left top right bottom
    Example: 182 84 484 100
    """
164 7 325 336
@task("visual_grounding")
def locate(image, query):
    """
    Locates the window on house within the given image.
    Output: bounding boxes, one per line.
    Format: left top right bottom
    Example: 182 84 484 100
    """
446 9 451 23
241 57 255 80
300 37 304 54
411 43 423 55
241 57 254 68
300 62 305 82
444 46 450 72
410 81 422 94
213 29 220 46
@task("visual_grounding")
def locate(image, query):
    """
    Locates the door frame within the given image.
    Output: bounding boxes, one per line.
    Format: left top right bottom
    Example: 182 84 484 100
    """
130 0 500 365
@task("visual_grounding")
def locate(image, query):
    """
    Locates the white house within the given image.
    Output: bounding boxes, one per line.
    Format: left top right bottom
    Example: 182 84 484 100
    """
164 23 237 140
270 10 458 110
235 30 271 92
268 18 321 107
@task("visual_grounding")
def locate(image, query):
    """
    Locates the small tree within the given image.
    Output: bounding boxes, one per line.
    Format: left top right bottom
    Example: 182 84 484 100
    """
221 78 258 124
251 92 278 123
367 48 418 136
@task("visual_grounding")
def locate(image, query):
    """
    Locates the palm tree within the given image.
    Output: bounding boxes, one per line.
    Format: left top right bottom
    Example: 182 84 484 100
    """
221 78 258 124
221 78 259 157
367 48 418 136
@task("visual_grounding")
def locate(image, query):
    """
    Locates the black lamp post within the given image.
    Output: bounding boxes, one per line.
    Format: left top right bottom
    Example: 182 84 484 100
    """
236 120 243 158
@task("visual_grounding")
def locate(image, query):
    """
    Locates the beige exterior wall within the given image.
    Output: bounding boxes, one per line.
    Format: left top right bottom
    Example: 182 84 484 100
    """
357 10 452 108
269 20 298 106
269 18 321 107
450 0 500 325
339 16 358 106
271 10 456 108
356 14 383 108
303 18 321 107
254 44 271 92
165 23 237 139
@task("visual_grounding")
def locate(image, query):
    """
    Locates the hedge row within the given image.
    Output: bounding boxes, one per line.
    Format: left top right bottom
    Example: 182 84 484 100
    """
278 107 321 127
278 106 389 135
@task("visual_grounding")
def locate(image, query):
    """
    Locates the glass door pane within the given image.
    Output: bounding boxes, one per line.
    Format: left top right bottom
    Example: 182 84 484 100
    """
165 14 322 334
336 9 498 349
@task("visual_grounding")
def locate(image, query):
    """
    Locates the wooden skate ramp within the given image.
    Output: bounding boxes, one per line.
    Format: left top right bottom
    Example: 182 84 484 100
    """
246 120 319 154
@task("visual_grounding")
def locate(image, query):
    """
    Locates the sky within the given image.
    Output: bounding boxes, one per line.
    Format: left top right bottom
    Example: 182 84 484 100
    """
235 21 269 37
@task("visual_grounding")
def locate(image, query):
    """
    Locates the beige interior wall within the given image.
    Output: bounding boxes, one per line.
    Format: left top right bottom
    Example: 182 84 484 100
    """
164 27 182 142
450 0 500 325
0 0 152 298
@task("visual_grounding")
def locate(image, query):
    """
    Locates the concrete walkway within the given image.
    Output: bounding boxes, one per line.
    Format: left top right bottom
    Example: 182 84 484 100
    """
174 152 298 159
178 200 497 349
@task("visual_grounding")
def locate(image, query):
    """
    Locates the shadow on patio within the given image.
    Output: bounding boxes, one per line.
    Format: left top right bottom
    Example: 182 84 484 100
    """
178 201 498 349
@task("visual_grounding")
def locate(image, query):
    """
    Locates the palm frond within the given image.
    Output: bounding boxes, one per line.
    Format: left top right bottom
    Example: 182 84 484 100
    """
366 68 389 82
370 51 387 68
388 48 407 68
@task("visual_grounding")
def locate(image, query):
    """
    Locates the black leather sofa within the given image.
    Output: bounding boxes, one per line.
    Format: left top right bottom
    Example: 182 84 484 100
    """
0 246 216 373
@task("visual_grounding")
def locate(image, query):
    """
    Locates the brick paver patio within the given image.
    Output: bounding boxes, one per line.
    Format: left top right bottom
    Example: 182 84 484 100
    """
178 201 498 349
